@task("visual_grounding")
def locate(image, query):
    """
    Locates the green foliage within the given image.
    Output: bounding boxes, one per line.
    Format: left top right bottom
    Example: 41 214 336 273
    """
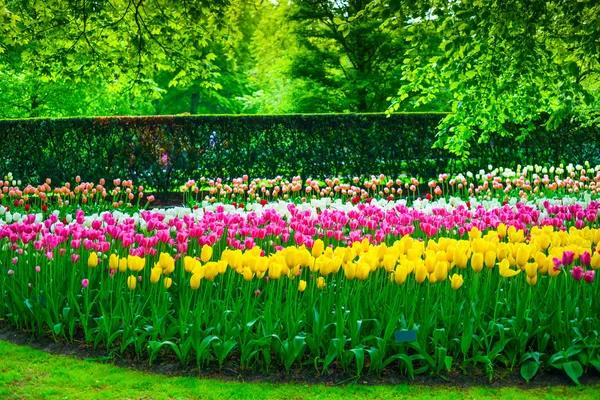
389 0 600 157
2 114 600 193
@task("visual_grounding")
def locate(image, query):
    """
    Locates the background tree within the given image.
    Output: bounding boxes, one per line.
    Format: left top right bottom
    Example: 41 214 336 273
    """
389 0 600 156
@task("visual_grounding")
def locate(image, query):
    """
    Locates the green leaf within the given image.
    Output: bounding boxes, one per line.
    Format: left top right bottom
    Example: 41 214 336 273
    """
563 361 583 385
520 361 540 382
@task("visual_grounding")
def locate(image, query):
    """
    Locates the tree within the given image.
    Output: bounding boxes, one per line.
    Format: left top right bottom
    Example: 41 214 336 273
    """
0 0 230 117
389 0 600 157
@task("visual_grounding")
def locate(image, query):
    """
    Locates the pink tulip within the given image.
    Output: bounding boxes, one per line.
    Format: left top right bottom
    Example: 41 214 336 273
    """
571 266 584 280
580 251 591 266
81 279 89 289
583 270 596 283
71 254 80 263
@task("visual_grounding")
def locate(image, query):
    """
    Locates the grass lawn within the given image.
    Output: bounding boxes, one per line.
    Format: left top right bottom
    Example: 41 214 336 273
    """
1 341 600 399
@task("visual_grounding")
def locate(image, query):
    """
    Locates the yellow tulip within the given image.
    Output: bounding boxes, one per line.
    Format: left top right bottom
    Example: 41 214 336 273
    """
183 256 196 273
88 252 98 268
415 263 428 284
498 259 521 278
204 262 219 281
159 252 175 274
540 234 551 250
525 262 538 279
218 260 228 274
497 223 507 238
344 262 357 280
163 277 172 289
361 237 370 253
428 271 437 283
484 251 496 269
201 244 213 263
527 275 538 286
535 252 548 273
242 266 254 281
355 261 370 280
192 263 205 278
269 262 283 280
382 254 398 272
591 253 600 270
127 275 137 290
118 257 128 273
109 254 119 270
150 266 162 284
450 274 464 290
298 280 307 292
285 248 300 269
434 261 448 281
127 255 145 272
312 239 324 258
190 272 202 290
515 244 529 267
317 276 326 289
471 253 484 273
548 263 561 277
298 247 311 267
394 264 408 284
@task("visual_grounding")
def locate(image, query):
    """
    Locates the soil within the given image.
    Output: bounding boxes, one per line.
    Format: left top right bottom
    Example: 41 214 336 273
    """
1 322 599 387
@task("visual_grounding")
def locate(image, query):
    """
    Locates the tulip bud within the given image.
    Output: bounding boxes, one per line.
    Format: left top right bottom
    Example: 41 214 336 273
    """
87 252 99 268
316 277 326 289
471 253 484 272
127 275 137 290
298 280 307 292
450 274 464 290
163 277 172 289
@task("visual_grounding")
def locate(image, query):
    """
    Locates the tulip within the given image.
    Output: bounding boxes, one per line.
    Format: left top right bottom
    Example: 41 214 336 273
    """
515 244 529 268
268 262 283 280
81 279 89 289
298 280 307 292
344 262 357 280
88 252 99 268
394 264 408 284
355 261 370 280
499 258 521 278
190 273 202 290
484 251 496 269
527 275 537 286
590 253 600 270
109 254 119 270
571 266 584 281
525 262 538 279
580 251 591 266
316 276 326 289
312 239 324 258
382 254 397 272
583 270 596 283
127 275 137 290
163 277 172 289
150 266 162 284
201 244 213 263
450 274 464 290
118 257 128 273
159 252 175 274
242 267 253 281
434 260 448 281
415 262 428 284
471 253 484 273
562 250 575 266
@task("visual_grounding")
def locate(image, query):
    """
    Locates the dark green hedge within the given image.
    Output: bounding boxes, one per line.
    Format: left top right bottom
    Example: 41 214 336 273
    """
1 114 598 191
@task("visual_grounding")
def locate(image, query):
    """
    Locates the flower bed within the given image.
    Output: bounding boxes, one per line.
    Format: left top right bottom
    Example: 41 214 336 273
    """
1 165 600 383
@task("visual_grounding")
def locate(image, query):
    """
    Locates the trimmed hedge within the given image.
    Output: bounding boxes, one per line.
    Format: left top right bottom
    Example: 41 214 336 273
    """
1 114 598 191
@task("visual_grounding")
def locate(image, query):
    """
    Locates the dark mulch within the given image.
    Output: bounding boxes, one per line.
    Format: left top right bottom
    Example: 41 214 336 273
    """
1 322 598 387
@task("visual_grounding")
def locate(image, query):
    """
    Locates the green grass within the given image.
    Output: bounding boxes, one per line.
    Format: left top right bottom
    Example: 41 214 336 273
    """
0 340 599 400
